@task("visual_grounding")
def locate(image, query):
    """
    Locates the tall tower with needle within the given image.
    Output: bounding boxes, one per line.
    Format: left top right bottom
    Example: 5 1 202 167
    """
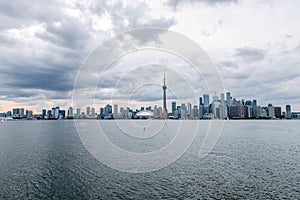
162 70 168 118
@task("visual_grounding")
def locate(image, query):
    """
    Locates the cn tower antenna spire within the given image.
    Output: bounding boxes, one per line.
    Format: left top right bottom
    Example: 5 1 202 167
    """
164 68 166 86
162 68 168 118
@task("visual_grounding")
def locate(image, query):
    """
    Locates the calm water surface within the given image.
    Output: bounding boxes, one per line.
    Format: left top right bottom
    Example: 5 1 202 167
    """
0 120 299 199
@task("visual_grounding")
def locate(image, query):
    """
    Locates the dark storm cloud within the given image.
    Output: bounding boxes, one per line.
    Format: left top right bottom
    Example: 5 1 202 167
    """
0 0 176 105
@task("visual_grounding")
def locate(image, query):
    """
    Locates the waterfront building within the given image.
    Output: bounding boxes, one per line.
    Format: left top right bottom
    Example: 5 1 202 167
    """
286 105 292 119
104 104 112 117
275 107 282 118
76 108 81 116
42 109 47 119
26 110 33 119
203 94 209 114
67 107 73 118
86 106 91 116
113 104 118 119
171 101 176 116
55 107 60 119
91 108 95 118
252 100 257 118
267 104 275 118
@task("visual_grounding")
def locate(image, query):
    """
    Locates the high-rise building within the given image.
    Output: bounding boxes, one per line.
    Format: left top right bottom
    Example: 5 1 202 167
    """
226 92 231 101
13 108 20 118
286 105 292 119
203 94 209 114
51 108 55 118
76 108 81 116
26 110 33 119
177 106 182 119
252 100 257 118
100 107 104 118
67 107 73 118
20 108 24 118
104 104 112 116
87 106 91 116
212 96 220 118
171 101 176 116
42 109 47 119
6 111 12 117
187 103 192 117
113 104 118 119
226 92 232 118
199 97 203 106
55 107 60 119
268 104 275 118
91 107 95 118
275 107 282 118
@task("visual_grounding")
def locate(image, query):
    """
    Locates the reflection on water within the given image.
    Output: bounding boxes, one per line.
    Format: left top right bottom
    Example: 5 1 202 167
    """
0 120 299 199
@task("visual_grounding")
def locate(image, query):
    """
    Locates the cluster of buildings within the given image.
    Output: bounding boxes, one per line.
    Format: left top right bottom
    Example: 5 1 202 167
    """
0 74 299 120
1 94 299 121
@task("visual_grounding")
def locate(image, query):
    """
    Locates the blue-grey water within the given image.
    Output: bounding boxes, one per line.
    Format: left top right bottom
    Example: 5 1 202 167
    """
0 120 299 199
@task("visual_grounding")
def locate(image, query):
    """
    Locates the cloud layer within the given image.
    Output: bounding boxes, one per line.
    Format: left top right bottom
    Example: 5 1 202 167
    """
1 0 300 112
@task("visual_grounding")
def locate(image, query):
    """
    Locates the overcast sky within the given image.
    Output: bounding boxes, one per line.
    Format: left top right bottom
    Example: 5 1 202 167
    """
1 0 300 112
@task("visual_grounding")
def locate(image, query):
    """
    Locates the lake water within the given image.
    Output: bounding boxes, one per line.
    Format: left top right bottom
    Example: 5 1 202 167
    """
0 120 299 199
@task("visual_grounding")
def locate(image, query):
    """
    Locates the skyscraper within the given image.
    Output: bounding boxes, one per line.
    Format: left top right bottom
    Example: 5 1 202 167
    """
162 71 168 118
286 105 292 119
199 97 203 106
67 107 73 118
203 94 209 114
226 92 231 101
171 101 176 116
104 104 112 116
113 104 118 119
76 108 81 116
87 106 91 116
252 100 257 118
42 109 46 119
55 107 60 119
91 108 95 118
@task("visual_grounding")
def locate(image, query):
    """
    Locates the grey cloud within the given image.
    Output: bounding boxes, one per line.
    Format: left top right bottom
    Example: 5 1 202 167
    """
0 0 177 106
234 47 267 63
36 18 91 49
0 0 64 30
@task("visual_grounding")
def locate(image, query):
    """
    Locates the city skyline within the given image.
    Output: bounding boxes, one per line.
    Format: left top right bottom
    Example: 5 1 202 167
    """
1 89 299 120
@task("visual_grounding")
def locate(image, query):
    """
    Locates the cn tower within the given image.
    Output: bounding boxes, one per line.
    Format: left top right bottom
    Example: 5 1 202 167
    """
162 71 168 118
